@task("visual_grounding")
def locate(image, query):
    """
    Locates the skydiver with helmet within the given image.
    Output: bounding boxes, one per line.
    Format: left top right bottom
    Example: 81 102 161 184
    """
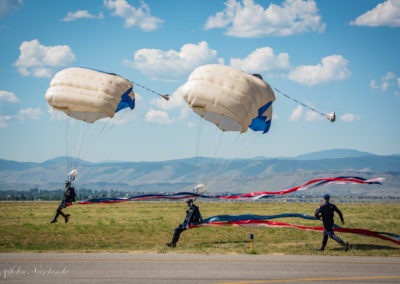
50 180 77 223
314 194 349 251
166 199 203 247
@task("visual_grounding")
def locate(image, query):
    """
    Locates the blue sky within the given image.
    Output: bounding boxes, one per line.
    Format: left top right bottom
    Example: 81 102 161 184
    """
0 0 399 163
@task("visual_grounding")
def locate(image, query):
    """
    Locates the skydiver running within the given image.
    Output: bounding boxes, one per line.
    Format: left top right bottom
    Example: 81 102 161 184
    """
315 194 349 251
166 199 203 247
50 180 77 223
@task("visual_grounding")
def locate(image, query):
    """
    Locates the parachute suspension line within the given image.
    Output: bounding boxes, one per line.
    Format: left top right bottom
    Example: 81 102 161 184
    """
271 86 335 122
198 121 217 184
75 121 91 171
75 121 85 165
204 128 224 189
190 114 199 185
76 119 111 171
222 132 257 188
206 131 258 191
65 119 81 172
191 112 205 185
205 132 241 190
96 120 109 137
65 119 70 174
236 131 259 156
129 80 169 101
196 118 207 185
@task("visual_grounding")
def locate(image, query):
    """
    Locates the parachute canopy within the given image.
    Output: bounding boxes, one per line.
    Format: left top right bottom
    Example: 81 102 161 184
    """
179 64 275 133
45 67 135 123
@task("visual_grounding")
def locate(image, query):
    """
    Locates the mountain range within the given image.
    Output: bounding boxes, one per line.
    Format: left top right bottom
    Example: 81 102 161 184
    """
0 149 399 196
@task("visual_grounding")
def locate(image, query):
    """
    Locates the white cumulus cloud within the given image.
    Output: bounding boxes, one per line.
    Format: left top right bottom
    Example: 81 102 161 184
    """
0 90 20 103
150 88 189 121
0 90 21 115
0 115 11 129
125 41 221 80
0 90 42 128
230 46 289 73
0 0 23 19
14 39 76 78
0 106 42 129
370 80 379 89
151 91 185 111
288 55 351 86
350 0 400 27
18 108 42 120
383 72 396 81
290 105 303 121
305 109 320 121
145 108 172 124
205 0 325 37
340 113 360 122
62 10 104 22
290 105 321 122
370 72 399 92
104 0 162 31
382 81 389 91
102 108 136 125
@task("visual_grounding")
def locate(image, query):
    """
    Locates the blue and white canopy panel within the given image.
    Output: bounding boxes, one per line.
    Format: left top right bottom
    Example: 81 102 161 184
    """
178 64 275 134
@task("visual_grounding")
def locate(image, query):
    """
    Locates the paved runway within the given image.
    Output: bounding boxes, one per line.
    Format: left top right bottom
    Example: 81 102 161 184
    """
0 253 399 283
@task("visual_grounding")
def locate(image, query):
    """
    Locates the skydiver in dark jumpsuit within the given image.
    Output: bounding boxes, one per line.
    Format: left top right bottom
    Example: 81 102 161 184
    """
315 194 349 251
50 181 77 223
166 199 203 247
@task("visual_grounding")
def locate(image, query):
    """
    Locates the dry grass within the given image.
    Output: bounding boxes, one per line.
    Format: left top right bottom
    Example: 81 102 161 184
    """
0 201 399 256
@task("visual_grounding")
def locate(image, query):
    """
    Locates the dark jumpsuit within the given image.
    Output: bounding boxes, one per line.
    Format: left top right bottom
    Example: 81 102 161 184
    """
52 187 77 221
171 204 202 245
315 202 345 248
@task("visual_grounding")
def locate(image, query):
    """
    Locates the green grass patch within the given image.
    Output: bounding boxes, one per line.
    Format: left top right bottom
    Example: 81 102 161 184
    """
0 201 399 256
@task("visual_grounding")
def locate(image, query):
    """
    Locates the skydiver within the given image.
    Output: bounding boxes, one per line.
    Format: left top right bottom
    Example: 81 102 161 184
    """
50 181 77 223
315 194 349 251
166 199 203 247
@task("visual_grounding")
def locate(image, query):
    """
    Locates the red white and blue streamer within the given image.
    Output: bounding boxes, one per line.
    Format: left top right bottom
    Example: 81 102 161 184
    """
189 213 400 246
79 176 383 204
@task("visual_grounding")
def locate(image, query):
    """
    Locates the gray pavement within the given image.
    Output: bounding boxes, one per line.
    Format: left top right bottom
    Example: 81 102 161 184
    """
0 253 399 283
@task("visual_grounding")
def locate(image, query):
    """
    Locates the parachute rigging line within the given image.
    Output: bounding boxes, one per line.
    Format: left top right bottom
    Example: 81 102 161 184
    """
271 86 335 122
129 80 170 101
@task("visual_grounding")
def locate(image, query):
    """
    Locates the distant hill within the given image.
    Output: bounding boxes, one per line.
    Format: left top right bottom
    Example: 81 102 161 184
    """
0 149 399 196
295 149 374 160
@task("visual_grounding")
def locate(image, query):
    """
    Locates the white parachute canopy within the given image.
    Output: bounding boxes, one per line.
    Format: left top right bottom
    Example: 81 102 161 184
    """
45 67 135 123
67 169 78 178
178 64 275 134
67 169 78 182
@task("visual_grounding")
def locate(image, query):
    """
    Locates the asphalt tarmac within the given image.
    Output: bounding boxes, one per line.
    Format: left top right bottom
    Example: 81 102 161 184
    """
0 253 399 283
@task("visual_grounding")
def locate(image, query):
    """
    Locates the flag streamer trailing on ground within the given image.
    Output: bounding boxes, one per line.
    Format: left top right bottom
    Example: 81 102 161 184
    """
188 213 400 246
79 176 383 204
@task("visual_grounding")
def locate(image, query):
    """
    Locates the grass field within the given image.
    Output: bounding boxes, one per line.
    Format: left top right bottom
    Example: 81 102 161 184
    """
0 201 399 256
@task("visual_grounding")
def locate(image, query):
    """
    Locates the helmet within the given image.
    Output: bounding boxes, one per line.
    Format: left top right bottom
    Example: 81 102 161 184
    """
323 194 330 200
65 181 71 188
186 199 193 206
252 74 263 80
